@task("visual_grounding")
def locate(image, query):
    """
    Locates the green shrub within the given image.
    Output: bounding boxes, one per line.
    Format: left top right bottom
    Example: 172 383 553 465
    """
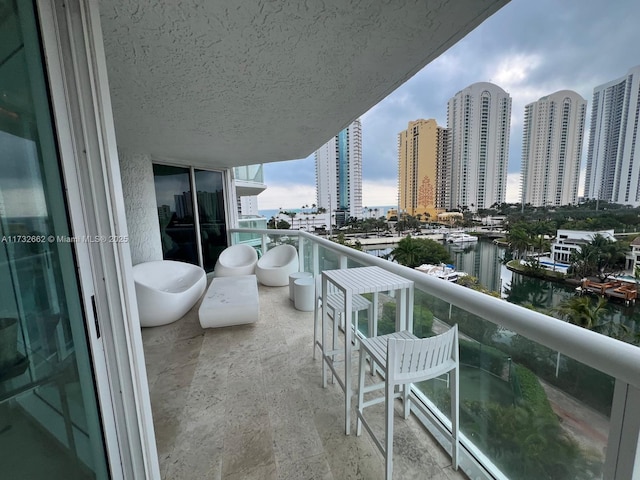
377 301 434 337
512 364 555 420
459 339 508 376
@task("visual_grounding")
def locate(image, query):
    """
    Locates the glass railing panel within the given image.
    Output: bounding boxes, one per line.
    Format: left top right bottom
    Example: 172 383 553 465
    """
236 219 267 247
300 236 314 273
317 245 341 271
230 230 262 249
237 218 267 229
233 164 264 183
346 257 367 269
267 232 299 250
413 288 610 480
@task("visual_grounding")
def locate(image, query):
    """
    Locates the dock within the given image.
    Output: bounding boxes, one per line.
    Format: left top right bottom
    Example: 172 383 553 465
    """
578 279 638 306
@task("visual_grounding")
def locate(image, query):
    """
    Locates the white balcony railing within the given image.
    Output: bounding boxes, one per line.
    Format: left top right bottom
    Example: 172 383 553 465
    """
231 228 640 480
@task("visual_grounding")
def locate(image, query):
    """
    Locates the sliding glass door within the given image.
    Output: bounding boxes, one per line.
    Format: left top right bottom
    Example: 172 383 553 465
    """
153 165 227 272
194 169 227 272
0 1 108 477
152 164 198 265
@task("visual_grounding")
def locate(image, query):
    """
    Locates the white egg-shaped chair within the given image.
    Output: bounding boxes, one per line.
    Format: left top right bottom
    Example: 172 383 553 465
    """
255 244 299 286
214 244 258 277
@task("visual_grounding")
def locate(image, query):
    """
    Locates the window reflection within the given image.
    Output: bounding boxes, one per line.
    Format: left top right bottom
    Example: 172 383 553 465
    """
195 169 226 272
153 164 198 265
153 165 228 272
0 1 107 477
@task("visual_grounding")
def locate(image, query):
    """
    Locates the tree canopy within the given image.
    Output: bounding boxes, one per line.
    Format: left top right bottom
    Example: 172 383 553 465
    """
389 236 450 268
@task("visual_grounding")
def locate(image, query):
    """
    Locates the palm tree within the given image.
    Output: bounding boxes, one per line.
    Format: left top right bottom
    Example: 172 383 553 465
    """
569 246 596 279
530 233 551 262
389 237 422 267
507 227 530 259
554 296 607 330
570 234 628 280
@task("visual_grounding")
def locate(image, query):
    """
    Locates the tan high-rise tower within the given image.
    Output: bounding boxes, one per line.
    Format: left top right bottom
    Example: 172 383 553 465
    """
398 119 450 221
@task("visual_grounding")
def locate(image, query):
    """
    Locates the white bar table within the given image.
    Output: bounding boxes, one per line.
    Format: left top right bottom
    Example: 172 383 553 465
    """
321 266 414 434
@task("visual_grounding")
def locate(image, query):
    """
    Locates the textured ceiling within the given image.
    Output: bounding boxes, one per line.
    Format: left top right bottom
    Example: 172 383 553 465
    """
99 0 508 168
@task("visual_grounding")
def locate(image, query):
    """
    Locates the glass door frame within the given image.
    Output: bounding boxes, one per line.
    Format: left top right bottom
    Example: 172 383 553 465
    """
36 0 160 478
152 159 235 271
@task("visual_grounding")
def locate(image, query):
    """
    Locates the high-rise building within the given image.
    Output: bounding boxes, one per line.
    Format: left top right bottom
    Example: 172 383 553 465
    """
521 90 587 207
447 82 512 211
315 119 363 220
397 119 450 220
584 65 640 206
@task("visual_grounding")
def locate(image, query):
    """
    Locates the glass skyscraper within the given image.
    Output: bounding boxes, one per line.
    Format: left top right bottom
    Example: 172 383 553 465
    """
315 119 363 221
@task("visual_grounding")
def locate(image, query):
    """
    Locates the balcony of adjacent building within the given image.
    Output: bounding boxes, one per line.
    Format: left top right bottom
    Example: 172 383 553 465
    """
234 164 267 197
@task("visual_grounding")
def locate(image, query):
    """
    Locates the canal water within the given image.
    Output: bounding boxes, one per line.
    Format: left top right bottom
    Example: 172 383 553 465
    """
363 239 640 331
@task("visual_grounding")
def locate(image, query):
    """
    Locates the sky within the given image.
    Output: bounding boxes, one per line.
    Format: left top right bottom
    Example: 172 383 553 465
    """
258 0 640 210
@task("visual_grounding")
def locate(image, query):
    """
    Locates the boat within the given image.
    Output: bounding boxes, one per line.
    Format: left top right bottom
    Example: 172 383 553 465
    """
415 263 466 282
447 232 478 244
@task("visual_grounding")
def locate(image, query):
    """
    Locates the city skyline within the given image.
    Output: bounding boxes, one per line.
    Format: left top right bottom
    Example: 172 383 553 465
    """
259 0 640 210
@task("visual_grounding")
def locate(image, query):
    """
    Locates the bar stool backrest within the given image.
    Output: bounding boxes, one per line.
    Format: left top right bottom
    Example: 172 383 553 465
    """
387 325 458 385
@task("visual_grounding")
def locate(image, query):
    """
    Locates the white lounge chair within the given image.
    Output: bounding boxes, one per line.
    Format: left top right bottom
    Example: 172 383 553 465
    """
214 244 258 277
255 244 298 286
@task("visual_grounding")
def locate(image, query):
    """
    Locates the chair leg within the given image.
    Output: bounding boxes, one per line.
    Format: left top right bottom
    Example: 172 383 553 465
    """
402 382 410 420
385 378 394 480
356 348 366 436
352 311 359 350
333 312 339 351
451 366 459 470
313 300 319 359
368 304 377 376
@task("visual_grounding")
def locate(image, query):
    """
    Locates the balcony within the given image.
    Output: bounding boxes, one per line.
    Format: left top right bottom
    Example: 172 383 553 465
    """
142 283 464 479
143 229 640 479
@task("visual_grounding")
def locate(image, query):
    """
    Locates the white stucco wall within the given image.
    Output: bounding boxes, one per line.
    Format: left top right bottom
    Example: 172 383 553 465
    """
118 151 162 264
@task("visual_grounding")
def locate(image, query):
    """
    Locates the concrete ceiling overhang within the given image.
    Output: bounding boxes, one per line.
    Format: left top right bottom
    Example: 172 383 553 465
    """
99 0 508 168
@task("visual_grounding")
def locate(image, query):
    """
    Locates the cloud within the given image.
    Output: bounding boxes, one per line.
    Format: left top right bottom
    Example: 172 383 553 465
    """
490 53 542 90
505 173 521 204
257 182 316 210
362 180 397 207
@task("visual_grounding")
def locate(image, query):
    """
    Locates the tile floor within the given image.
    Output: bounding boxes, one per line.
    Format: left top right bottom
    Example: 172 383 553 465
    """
141 282 467 480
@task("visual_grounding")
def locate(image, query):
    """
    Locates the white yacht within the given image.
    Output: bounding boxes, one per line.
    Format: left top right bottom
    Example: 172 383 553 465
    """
414 264 466 282
447 232 478 244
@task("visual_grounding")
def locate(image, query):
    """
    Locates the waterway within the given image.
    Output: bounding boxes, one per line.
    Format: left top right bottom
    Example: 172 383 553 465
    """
363 239 640 332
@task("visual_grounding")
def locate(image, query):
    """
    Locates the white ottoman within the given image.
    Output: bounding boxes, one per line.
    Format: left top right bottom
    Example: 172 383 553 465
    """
289 271 313 301
199 275 259 328
294 277 315 312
